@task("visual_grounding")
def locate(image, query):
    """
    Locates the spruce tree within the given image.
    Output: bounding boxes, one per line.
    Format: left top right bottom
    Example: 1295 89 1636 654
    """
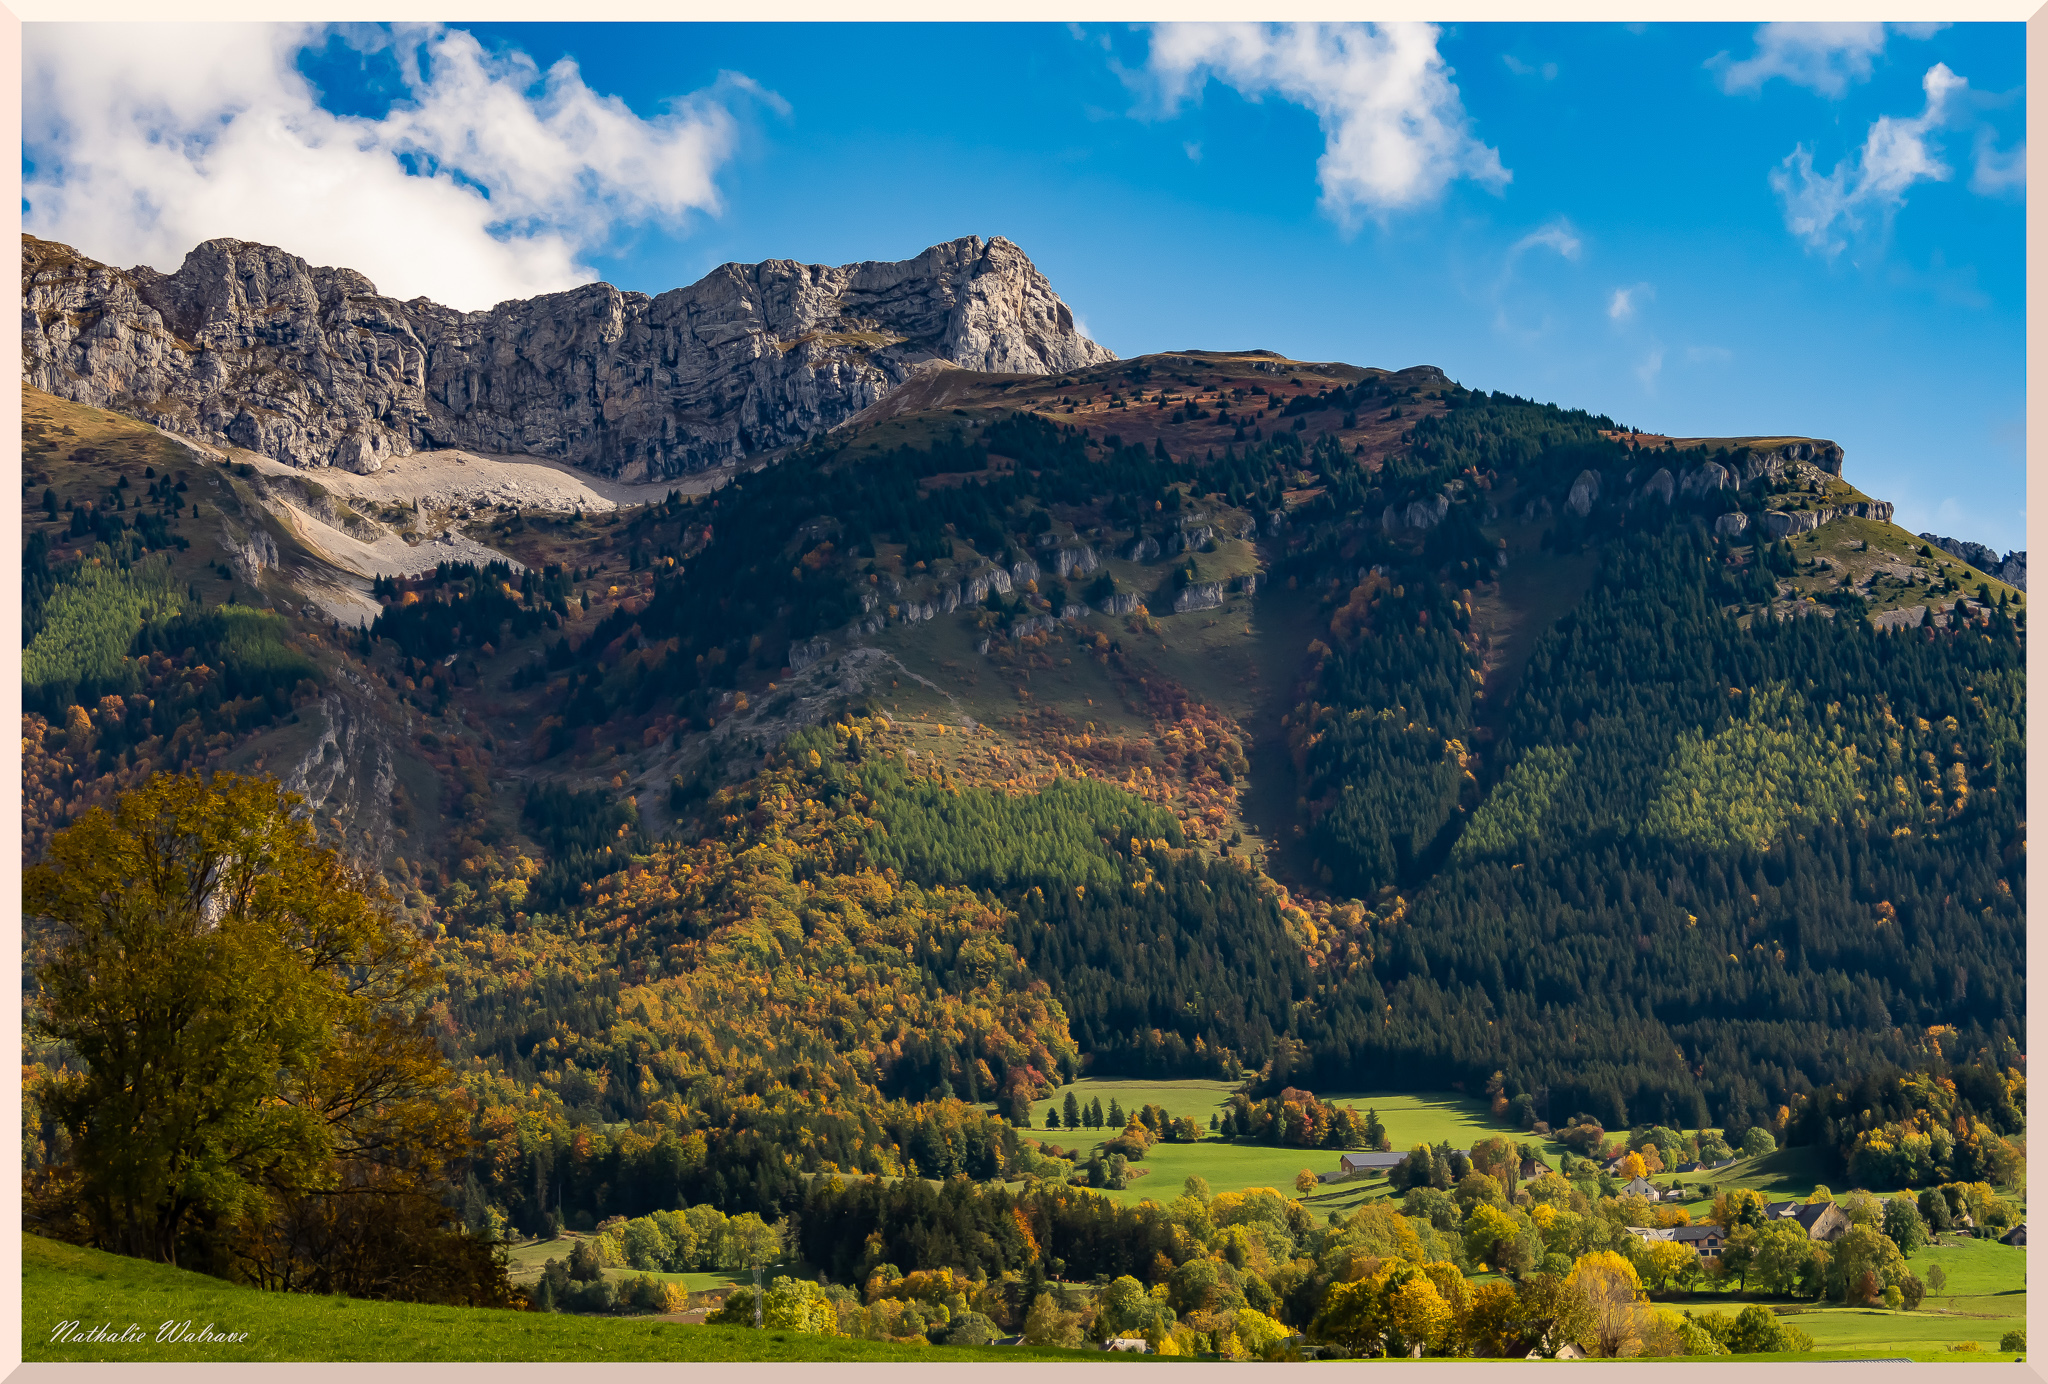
1064 1092 1082 1129
1107 1098 1125 1130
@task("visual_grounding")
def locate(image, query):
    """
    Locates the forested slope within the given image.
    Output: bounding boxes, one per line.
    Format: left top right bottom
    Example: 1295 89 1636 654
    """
20 355 2024 1234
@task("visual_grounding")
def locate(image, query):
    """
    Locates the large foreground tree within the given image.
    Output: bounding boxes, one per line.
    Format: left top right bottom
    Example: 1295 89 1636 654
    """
26 771 509 1304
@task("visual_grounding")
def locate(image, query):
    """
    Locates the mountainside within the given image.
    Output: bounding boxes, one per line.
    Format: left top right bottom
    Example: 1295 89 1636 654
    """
20 238 2026 1236
23 233 1112 480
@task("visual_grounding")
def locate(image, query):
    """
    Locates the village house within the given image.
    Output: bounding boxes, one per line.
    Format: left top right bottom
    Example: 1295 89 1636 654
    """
1623 1222 1723 1263
1620 1175 1679 1202
1761 1200 1853 1242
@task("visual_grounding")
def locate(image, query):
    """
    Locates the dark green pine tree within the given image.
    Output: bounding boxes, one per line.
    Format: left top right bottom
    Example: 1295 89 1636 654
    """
1064 1091 1082 1129
1087 1097 1104 1129
1365 1108 1387 1152
1107 1098 1125 1130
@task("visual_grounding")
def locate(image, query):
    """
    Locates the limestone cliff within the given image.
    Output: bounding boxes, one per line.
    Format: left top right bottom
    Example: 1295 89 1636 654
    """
23 233 1113 480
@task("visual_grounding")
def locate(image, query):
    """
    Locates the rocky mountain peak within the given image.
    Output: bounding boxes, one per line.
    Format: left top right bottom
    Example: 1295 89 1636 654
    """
23 232 1114 480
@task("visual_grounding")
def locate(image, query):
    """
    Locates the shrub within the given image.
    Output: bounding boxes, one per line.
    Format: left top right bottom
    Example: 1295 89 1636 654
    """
939 1311 998 1346
1999 1331 2024 1353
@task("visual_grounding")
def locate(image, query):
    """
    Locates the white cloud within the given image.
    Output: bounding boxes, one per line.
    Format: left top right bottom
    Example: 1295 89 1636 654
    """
1770 63 1964 257
1183 141 1203 162
1607 282 1652 321
1635 345 1665 389
1502 54 1556 81
1487 220 1582 343
1685 344 1733 365
1143 22 1508 226
1710 22 1944 98
23 23 773 310
1508 221 1581 265
1970 128 2026 194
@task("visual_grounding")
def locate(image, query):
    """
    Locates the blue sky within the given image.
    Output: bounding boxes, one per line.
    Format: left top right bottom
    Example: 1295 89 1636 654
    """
23 22 2025 549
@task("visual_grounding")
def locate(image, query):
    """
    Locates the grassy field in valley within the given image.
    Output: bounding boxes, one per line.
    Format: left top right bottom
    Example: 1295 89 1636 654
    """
1028 1082 1574 1205
20 1236 1124 1363
1701 1236 2025 1361
501 1234 740 1296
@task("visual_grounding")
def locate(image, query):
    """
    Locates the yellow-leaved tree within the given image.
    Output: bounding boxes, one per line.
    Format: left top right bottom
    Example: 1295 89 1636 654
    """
1565 1250 1646 1358
24 772 508 1304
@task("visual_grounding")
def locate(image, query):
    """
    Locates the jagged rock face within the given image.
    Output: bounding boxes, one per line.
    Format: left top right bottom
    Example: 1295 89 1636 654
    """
1921 533 2027 591
23 232 1114 481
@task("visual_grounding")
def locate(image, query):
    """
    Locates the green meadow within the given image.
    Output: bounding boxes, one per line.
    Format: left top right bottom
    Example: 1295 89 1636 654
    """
1027 1081 1573 1204
21 1236 1118 1364
501 1235 740 1296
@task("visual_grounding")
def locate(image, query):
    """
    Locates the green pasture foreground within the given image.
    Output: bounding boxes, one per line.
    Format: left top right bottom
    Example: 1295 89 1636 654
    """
26 1229 2023 1364
20 1237 1118 1364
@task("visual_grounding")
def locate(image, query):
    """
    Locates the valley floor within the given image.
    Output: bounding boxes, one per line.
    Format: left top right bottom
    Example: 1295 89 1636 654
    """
23 1232 2022 1364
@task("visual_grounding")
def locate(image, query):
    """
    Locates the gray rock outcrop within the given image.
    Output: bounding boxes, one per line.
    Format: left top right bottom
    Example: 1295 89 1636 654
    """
1680 462 1735 496
24 231 1114 480
1382 494 1450 532
1920 533 2027 591
787 637 831 672
1566 470 1601 517
1052 545 1100 578
1739 439 1843 478
1757 498 1894 540
1173 581 1229 614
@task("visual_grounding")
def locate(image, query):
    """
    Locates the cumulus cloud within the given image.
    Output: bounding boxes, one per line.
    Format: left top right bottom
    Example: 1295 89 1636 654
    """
1710 22 1944 98
1144 22 1508 225
1607 282 1652 321
23 23 772 310
1770 63 1966 257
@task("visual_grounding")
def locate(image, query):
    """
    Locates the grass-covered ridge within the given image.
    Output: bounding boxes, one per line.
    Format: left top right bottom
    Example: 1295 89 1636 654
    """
20 1235 1120 1363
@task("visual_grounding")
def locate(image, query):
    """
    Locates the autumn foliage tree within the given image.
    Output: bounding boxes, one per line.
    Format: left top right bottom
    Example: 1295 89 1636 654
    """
24 771 508 1304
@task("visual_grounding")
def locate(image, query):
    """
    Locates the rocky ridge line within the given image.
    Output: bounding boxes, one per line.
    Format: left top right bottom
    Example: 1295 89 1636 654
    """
23 233 1114 481
1919 533 2027 592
